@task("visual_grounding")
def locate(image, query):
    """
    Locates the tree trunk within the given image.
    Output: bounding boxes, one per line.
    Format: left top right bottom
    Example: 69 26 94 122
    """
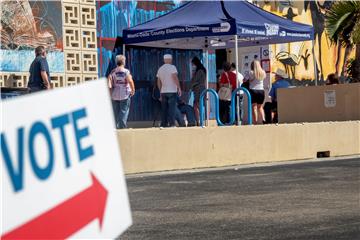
354 44 360 82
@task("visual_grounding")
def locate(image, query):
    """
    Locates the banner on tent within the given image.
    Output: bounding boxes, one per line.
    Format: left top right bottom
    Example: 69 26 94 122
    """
124 20 237 44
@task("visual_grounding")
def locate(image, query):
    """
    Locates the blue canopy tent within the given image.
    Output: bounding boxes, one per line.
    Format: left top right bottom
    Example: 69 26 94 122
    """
122 0 315 124
123 1 314 49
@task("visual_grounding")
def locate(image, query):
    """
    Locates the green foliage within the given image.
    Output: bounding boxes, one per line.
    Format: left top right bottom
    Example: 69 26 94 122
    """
346 57 360 83
346 58 355 78
352 21 360 44
325 1 360 47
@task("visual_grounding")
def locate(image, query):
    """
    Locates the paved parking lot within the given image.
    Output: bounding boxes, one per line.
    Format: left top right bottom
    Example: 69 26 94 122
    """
120 158 360 240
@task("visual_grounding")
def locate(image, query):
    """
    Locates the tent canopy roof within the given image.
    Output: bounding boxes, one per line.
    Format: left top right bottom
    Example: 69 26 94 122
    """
123 1 314 49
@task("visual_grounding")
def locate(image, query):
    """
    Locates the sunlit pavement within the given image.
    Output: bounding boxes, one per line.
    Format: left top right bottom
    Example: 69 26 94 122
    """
120 157 360 240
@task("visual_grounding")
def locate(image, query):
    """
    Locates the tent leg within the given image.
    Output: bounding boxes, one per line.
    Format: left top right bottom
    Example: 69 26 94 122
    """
123 44 126 55
205 49 210 126
312 40 318 86
235 35 240 125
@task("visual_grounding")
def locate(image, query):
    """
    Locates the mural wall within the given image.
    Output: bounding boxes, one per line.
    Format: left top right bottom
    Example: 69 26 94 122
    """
3 1 349 121
0 0 64 73
256 0 355 84
0 0 98 88
96 0 217 122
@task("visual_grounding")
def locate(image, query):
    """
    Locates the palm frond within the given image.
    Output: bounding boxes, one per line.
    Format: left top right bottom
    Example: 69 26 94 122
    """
325 1 360 47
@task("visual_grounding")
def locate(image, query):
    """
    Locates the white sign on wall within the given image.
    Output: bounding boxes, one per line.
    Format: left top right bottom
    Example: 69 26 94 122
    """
324 90 336 108
1 80 132 239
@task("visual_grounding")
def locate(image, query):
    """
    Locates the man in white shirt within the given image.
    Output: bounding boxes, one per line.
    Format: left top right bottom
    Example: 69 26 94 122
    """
231 63 244 123
157 54 182 127
231 63 244 87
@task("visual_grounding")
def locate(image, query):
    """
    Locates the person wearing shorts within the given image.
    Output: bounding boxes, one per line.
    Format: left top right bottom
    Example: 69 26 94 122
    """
248 60 266 124
250 89 265 105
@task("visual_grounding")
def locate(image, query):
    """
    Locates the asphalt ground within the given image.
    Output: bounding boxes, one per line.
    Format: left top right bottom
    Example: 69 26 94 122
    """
120 157 360 240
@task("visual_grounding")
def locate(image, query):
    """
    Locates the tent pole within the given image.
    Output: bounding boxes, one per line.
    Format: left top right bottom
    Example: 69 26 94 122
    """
235 35 240 125
205 49 210 126
123 44 126 55
312 40 318 86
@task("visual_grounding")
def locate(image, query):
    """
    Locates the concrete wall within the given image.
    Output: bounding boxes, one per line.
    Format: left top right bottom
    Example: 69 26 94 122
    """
117 121 360 174
278 83 360 123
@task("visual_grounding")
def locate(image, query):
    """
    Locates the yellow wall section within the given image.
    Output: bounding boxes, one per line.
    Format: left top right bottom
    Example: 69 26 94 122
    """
259 1 355 81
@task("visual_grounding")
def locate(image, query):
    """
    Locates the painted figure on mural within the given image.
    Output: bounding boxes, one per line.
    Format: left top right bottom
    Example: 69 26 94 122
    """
1 0 62 50
258 0 354 83
283 7 297 20
304 0 353 79
301 49 311 71
275 43 305 80
1 0 64 72
304 0 334 80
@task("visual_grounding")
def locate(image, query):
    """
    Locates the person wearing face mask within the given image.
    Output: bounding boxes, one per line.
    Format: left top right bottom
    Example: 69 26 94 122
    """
190 56 206 125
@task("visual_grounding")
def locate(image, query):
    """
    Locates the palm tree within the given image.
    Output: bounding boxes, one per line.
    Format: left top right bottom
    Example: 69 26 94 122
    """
325 1 360 82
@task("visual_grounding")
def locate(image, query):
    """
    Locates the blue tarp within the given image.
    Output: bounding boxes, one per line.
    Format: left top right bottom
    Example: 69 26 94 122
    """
123 1 314 49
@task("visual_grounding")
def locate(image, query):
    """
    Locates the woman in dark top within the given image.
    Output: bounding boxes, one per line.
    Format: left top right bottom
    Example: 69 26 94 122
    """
190 56 206 125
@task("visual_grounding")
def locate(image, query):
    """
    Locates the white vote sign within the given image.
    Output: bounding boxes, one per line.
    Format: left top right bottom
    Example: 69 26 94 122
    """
1 80 132 239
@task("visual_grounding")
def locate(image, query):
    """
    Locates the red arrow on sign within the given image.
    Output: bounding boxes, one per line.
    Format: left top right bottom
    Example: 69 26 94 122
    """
2 173 108 239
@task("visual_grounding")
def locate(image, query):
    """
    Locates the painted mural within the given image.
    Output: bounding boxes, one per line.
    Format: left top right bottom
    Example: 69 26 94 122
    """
0 0 64 72
256 0 356 84
96 0 217 121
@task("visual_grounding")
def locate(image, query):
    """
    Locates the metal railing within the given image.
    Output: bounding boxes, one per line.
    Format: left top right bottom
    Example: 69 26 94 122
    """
230 87 252 125
199 88 222 126
199 88 252 127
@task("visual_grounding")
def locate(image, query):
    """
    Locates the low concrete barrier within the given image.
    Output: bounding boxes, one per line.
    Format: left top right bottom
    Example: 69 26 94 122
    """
117 121 360 174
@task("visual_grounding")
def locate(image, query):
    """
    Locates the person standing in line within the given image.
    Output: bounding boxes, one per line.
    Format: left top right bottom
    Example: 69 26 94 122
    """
231 62 244 86
231 63 245 122
175 97 197 127
108 54 135 129
157 54 182 127
190 56 206 125
27 46 51 92
219 62 237 124
269 69 291 123
248 60 266 124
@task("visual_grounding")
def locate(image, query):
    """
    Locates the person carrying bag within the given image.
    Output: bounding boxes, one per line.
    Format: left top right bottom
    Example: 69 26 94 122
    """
218 72 232 101
218 62 237 123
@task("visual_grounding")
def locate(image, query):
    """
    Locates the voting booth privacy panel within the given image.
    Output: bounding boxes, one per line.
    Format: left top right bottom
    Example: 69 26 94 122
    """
1 80 131 239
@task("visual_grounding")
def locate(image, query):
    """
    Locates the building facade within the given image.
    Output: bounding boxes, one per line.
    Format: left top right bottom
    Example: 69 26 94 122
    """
0 0 355 122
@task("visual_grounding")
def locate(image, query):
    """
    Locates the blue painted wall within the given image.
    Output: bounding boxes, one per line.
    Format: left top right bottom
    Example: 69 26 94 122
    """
0 50 64 73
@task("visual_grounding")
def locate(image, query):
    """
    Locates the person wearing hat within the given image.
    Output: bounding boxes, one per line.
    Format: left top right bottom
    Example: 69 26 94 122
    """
269 69 291 123
157 54 182 127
